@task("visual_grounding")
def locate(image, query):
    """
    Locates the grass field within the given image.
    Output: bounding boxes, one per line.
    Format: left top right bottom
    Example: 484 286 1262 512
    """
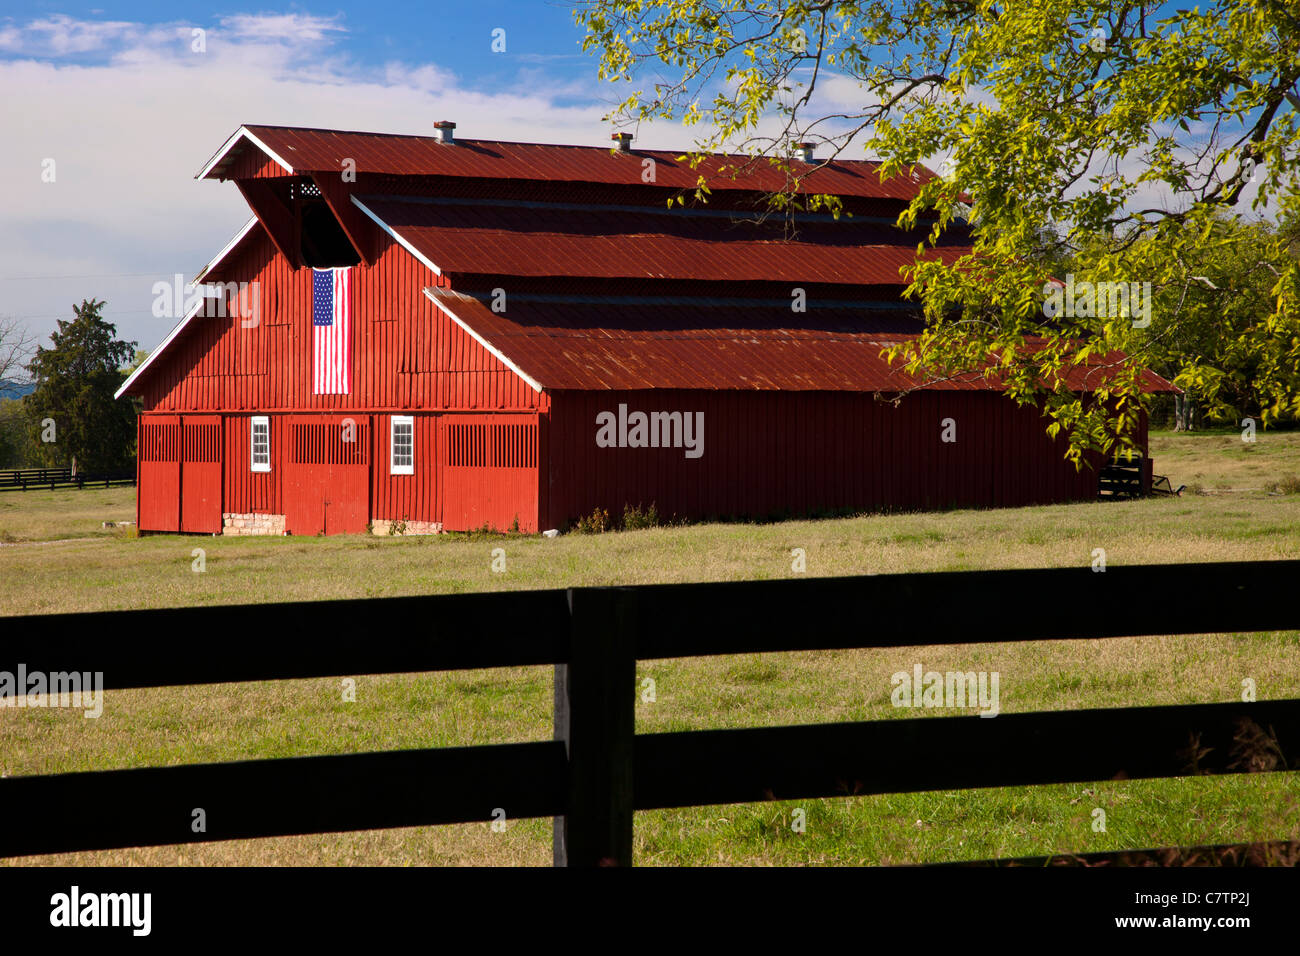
1 429 1297 866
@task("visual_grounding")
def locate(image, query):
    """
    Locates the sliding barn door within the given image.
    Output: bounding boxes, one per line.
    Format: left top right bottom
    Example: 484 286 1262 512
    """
139 415 180 531
181 415 222 533
440 414 539 532
285 416 370 535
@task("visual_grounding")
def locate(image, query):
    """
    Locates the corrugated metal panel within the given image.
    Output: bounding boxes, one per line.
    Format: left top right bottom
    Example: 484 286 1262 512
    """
542 390 1105 529
426 288 1176 394
212 125 936 201
359 195 968 284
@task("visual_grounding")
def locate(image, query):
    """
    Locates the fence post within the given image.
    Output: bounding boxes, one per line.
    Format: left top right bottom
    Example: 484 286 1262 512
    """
553 586 636 867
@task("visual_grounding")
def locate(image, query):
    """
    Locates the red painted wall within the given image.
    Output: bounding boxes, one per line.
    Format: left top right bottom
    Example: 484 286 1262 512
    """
138 230 542 413
541 390 1110 529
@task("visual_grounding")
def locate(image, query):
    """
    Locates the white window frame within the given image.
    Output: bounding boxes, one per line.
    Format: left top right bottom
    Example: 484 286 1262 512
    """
391 415 414 475
250 416 271 473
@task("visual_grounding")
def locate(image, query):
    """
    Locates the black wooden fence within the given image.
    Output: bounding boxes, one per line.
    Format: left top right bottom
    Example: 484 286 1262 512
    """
1 560 1297 865
0 467 135 491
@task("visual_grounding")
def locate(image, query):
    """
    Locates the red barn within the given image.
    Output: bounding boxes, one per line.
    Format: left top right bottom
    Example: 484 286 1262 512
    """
117 123 1167 536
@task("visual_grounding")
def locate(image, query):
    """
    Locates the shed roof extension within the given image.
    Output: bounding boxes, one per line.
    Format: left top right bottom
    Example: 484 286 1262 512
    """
423 288 1177 394
355 194 970 285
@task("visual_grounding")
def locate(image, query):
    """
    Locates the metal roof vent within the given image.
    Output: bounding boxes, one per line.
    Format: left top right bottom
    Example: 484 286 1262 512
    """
795 142 815 163
611 132 633 153
434 121 456 145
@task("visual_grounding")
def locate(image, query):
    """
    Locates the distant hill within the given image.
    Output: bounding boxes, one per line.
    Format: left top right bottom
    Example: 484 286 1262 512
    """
0 379 34 400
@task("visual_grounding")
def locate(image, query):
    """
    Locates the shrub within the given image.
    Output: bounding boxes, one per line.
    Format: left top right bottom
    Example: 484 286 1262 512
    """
621 502 660 530
574 507 611 534
1277 475 1300 495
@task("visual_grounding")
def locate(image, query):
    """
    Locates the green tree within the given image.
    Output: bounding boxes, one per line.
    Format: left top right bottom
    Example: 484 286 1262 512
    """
0 397 26 468
576 0 1300 460
1075 209 1300 431
25 299 138 473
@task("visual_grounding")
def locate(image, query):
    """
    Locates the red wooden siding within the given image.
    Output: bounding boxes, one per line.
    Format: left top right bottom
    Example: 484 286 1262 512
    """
440 413 540 532
542 391 1108 529
284 415 370 535
371 412 439 524
139 231 542 414
139 415 180 531
224 413 281 515
181 415 222 533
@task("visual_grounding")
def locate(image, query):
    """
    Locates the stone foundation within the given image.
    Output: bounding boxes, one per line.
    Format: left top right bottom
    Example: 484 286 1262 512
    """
223 512 286 536
371 518 443 536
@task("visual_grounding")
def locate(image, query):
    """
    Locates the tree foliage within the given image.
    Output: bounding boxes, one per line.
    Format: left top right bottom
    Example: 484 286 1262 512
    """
576 0 1300 459
25 299 138 473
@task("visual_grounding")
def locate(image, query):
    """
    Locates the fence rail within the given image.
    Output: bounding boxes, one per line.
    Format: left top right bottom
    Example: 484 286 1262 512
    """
2 560 1297 865
0 467 135 491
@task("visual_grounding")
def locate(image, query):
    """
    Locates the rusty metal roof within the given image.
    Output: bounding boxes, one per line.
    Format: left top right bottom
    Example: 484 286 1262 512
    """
358 195 968 285
423 288 1178 393
201 124 940 200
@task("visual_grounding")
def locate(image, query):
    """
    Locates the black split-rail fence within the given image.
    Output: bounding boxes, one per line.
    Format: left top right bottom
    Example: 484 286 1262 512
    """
1 560 1297 865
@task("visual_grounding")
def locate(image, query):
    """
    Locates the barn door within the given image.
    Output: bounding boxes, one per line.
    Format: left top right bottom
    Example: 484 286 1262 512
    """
181 415 222 533
285 417 369 535
326 418 369 534
139 415 180 531
440 415 539 532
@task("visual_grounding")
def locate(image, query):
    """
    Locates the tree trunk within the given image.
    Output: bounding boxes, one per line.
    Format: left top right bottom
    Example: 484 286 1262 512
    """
1173 395 1194 432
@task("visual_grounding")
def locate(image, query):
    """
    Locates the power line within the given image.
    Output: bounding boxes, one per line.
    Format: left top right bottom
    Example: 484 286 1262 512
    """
0 272 187 281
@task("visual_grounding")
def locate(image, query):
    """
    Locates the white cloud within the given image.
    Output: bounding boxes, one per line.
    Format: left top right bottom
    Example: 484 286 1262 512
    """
217 13 346 43
0 14 142 55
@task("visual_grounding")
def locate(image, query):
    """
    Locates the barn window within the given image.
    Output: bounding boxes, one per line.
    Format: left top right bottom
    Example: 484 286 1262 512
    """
391 416 414 475
251 416 271 472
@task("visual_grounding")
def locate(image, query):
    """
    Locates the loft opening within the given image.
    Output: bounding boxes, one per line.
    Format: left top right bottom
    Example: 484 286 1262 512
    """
291 179 360 268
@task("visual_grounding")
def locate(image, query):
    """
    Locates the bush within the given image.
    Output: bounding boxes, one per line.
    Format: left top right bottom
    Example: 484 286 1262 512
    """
1275 476 1300 495
574 507 611 534
621 502 660 530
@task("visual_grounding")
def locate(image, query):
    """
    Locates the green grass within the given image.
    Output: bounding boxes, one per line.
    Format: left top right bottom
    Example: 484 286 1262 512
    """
1 431 1298 866
1150 425 1300 493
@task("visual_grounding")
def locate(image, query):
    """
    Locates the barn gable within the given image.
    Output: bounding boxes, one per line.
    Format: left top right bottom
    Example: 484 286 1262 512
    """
126 228 537 411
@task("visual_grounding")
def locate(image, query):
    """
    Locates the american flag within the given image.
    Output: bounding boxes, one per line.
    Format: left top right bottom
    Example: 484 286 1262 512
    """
312 267 351 395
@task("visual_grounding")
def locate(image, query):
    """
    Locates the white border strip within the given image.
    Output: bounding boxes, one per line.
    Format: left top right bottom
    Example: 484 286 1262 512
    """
114 299 206 399
194 217 260 284
422 288 544 394
351 196 442 276
195 126 296 180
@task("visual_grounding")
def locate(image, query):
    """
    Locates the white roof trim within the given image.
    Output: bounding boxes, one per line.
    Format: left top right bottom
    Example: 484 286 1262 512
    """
193 217 260 284
351 196 442 276
114 299 206 400
195 126 296 180
421 288 544 394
